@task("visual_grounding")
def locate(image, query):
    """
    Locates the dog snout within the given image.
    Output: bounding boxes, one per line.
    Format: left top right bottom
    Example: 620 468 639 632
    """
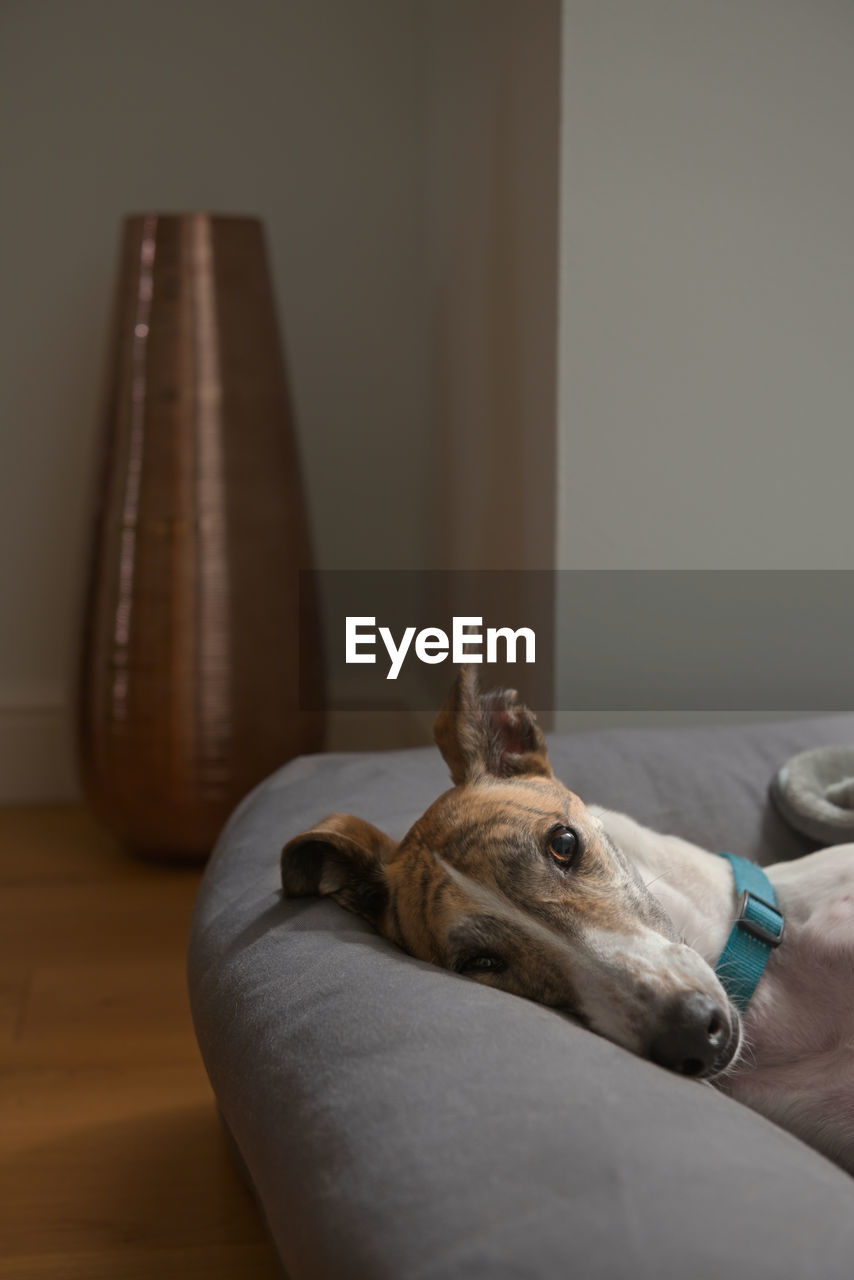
649 992 735 1079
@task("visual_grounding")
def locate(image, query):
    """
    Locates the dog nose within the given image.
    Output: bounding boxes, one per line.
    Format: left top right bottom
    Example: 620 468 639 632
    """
649 992 731 1077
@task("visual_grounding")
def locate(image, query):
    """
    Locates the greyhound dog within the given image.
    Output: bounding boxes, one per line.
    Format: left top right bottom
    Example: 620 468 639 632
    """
282 670 854 1174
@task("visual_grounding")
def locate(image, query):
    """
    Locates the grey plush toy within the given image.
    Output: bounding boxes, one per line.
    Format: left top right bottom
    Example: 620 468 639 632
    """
771 745 854 844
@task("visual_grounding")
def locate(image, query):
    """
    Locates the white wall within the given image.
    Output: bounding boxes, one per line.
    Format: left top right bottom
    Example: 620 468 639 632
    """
557 0 854 572
0 0 432 797
556 0 854 723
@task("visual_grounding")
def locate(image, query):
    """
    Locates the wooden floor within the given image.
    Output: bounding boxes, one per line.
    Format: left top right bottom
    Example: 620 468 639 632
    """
0 807 280 1279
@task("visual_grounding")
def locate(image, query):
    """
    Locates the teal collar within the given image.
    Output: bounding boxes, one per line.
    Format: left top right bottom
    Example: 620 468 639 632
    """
714 852 784 1011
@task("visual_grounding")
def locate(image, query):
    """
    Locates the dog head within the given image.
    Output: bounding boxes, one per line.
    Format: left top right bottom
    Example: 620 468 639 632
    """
282 669 740 1078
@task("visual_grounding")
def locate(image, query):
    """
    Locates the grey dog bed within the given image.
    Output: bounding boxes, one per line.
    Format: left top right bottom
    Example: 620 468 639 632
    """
188 716 854 1280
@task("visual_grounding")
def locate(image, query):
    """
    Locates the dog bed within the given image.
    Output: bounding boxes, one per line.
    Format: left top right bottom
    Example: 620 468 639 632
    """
188 716 854 1280
771 744 854 844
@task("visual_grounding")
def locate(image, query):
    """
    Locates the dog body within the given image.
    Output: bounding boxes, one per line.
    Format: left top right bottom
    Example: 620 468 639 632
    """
592 807 854 1171
283 672 854 1174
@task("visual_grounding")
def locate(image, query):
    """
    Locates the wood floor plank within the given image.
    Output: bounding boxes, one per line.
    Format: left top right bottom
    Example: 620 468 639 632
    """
0 1244 279 1280
0 806 280 1278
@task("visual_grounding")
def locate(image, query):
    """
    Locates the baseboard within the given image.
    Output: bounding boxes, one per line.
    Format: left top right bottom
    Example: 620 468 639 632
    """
0 695 80 803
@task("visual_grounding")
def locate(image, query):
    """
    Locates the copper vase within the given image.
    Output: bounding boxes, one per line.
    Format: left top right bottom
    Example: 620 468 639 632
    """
78 213 323 860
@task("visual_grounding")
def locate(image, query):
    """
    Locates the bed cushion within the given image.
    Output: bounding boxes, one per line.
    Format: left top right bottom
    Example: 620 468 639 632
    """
188 716 854 1279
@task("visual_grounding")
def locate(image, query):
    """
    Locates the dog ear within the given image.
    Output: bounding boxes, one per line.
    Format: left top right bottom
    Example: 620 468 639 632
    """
281 813 395 928
433 667 552 785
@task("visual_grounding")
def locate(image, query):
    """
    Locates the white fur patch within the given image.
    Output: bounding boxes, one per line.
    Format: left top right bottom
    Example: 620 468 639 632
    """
437 855 728 1054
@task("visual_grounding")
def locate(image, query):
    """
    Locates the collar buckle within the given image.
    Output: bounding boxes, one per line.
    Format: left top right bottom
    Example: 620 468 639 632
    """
736 889 785 948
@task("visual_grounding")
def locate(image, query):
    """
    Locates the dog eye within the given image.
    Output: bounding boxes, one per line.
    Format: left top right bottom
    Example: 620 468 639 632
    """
457 955 507 975
547 826 579 868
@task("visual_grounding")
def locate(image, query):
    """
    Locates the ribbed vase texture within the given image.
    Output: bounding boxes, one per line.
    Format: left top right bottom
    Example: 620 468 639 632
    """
78 214 322 858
